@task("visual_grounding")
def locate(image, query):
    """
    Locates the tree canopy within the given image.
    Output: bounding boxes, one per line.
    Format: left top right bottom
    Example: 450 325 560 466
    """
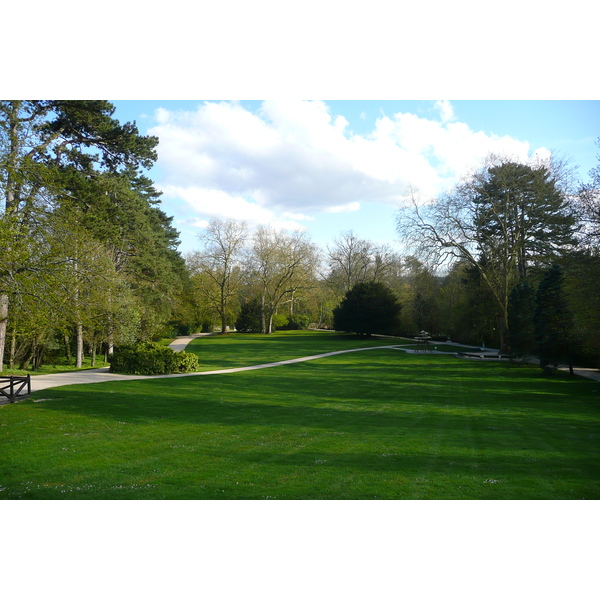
333 281 402 336
0 100 187 372
396 158 577 352
534 264 575 372
2 107 600 373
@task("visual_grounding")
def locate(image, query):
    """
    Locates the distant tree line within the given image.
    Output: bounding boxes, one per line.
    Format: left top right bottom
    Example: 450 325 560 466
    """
2 101 599 374
396 149 600 370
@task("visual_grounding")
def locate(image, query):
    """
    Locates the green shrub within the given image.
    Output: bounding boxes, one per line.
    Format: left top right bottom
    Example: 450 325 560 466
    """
281 315 311 330
271 313 289 330
236 299 262 333
174 350 200 373
109 342 199 375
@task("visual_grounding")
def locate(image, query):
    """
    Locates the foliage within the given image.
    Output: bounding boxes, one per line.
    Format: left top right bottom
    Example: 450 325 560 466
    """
235 298 263 333
397 257 441 335
333 281 402 336
271 313 289 329
534 264 575 371
0 100 192 372
562 251 600 368
248 226 319 334
397 158 577 351
108 341 199 375
187 218 248 333
508 280 536 356
473 161 577 278
576 137 600 249
325 231 402 307
235 299 289 332
281 314 311 330
432 261 496 346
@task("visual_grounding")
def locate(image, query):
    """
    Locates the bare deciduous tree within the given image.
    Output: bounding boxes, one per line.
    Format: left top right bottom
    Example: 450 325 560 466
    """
250 226 319 334
187 218 249 334
396 158 577 352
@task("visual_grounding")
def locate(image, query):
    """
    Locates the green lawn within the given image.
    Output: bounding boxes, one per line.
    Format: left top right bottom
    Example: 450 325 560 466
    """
1 331 598 499
1 356 110 377
185 329 413 370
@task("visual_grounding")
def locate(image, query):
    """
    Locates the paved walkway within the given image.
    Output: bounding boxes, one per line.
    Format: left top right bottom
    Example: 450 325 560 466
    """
167 332 217 352
4 335 600 401
18 342 405 396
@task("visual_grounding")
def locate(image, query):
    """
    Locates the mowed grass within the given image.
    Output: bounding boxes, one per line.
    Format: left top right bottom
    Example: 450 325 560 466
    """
185 329 413 370
1 331 599 499
1 356 110 377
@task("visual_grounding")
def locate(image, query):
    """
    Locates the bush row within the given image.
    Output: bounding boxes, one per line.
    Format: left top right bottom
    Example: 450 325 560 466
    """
108 342 199 375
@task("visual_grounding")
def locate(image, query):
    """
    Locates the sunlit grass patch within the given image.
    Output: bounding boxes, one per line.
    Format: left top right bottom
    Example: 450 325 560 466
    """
1 331 598 499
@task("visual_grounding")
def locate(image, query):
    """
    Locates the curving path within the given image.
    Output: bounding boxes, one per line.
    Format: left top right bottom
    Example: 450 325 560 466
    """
23 341 410 394
10 335 600 398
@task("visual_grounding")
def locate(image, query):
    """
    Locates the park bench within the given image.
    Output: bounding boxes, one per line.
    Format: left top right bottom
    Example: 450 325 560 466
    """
457 351 515 361
0 375 31 404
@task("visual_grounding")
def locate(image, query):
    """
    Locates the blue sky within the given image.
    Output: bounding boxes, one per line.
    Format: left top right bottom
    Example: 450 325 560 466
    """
110 100 599 255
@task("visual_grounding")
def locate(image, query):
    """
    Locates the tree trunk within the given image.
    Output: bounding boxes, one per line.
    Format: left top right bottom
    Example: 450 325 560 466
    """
498 307 510 354
19 333 43 371
9 325 17 369
76 323 84 367
107 312 114 355
63 331 71 361
0 294 8 373
220 306 227 334
260 294 267 334
33 343 44 371
19 351 33 371
107 329 114 356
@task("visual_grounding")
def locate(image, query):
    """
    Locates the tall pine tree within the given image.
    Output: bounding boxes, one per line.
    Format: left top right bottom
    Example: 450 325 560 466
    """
534 264 575 373
508 280 536 356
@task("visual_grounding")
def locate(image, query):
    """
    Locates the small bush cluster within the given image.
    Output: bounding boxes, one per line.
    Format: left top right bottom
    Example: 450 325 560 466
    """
235 299 262 333
109 342 199 375
280 315 311 330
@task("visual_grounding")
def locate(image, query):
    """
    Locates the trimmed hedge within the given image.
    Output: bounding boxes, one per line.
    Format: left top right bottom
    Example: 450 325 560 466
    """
109 342 199 375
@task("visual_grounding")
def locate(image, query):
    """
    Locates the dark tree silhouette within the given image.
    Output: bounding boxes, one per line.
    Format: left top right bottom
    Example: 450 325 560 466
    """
508 280 536 356
333 281 401 336
534 264 575 373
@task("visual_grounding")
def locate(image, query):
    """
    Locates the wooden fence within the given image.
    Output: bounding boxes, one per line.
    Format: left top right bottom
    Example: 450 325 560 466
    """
0 375 31 404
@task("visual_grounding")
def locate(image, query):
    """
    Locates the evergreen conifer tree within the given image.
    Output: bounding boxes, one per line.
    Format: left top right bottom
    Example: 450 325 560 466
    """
333 281 402 336
508 280 536 356
534 264 575 373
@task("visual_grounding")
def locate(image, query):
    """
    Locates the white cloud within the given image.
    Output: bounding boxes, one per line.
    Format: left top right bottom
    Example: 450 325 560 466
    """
183 217 210 229
282 211 315 221
158 184 306 232
155 107 170 124
435 100 456 123
149 100 549 229
324 202 361 213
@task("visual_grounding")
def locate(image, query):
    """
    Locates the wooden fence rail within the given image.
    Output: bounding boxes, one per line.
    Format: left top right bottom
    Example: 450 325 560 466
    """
0 375 31 404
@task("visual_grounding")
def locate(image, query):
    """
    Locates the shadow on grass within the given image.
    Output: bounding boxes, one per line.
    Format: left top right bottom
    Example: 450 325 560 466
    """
31 354 600 430
185 331 406 370
6 351 600 499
